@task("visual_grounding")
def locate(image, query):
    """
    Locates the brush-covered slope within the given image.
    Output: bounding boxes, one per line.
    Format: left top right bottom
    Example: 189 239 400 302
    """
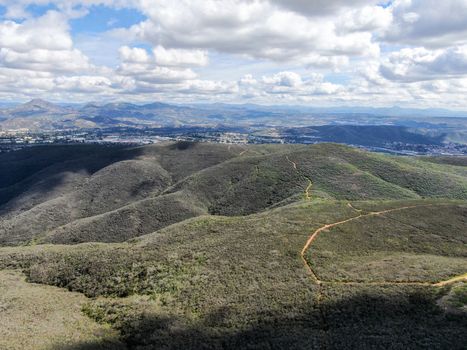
0 199 465 349
0 143 466 349
306 202 467 283
0 142 244 245
1 142 467 246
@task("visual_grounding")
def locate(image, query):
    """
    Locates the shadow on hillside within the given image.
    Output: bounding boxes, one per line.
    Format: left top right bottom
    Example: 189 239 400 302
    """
0 141 203 210
169 140 197 150
0 145 144 209
56 289 467 350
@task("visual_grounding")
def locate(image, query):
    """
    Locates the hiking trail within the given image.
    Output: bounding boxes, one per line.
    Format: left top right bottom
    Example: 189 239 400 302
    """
300 204 467 287
286 155 312 201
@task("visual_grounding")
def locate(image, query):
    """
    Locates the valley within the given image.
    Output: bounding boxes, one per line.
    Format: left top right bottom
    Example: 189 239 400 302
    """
1 100 466 156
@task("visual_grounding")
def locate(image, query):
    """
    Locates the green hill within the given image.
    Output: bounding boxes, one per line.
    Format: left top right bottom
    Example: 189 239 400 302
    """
0 142 466 349
1 142 467 246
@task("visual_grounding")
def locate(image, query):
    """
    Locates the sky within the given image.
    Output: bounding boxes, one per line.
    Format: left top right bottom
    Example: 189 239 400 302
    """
0 0 467 109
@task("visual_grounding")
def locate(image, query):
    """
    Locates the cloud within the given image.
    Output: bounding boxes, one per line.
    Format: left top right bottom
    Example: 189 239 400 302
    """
0 0 139 18
119 45 151 63
385 0 467 47
0 48 91 72
336 5 392 33
117 46 198 84
270 0 377 16
153 46 208 67
0 11 72 52
0 0 466 108
54 75 113 92
0 7 114 99
380 46 467 82
262 71 302 87
178 79 239 95
260 71 343 96
123 0 379 68
0 9 95 75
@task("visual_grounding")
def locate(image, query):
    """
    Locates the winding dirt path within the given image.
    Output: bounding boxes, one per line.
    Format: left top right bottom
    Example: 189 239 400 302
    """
284 155 465 287
285 155 297 170
300 204 467 287
285 155 312 200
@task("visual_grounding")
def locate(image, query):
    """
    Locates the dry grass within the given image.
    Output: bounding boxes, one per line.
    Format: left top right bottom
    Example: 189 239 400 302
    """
0 270 124 350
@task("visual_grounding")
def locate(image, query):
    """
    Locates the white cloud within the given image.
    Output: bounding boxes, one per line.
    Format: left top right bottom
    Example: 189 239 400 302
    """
380 46 467 82
117 46 198 84
0 11 72 52
0 9 95 76
260 71 343 96
270 0 377 16
336 6 392 34
153 46 208 67
178 79 239 95
54 75 113 92
0 0 466 108
385 0 467 47
0 48 91 72
239 74 257 86
124 0 379 67
119 46 151 63
118 63 197 85
262 71 303 87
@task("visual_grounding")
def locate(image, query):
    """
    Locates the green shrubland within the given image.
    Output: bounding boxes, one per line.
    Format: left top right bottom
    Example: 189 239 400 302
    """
0 142 466 349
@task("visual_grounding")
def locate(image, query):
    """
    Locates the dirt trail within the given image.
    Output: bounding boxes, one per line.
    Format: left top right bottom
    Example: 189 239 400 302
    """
304 180 312 201
347 202 362 212
285 155 297 170
300 204 466 287
434 273 467 286
285 156 312 201
282 156 464 287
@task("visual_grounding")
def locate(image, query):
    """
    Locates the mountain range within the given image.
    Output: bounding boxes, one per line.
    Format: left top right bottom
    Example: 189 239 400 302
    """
1 99 466 132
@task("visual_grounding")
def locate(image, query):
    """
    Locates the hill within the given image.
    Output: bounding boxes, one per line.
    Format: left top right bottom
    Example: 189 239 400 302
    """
282 125 445 146
7 99 70 118
2 142 467 246
0 142 465 349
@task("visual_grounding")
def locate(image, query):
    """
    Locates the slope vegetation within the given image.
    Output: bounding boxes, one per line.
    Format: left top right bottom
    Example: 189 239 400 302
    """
0 142 466 349
1 142 466 246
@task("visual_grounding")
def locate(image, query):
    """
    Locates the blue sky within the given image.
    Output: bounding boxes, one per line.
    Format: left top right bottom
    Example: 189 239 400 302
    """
0 1 466 109
70 5 145 34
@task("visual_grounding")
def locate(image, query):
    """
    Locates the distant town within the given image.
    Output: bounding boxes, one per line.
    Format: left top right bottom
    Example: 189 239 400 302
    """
1 127 466 156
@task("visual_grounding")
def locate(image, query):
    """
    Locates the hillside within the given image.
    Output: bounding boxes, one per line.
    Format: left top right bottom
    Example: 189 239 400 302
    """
1 142 467 246
0 142 465 349
282 125 445 146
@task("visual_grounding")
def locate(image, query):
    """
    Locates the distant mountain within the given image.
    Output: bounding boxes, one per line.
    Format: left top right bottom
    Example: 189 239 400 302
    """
0 99 466 135
308 105 467 118
188 103 467 118
8 99 70 118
